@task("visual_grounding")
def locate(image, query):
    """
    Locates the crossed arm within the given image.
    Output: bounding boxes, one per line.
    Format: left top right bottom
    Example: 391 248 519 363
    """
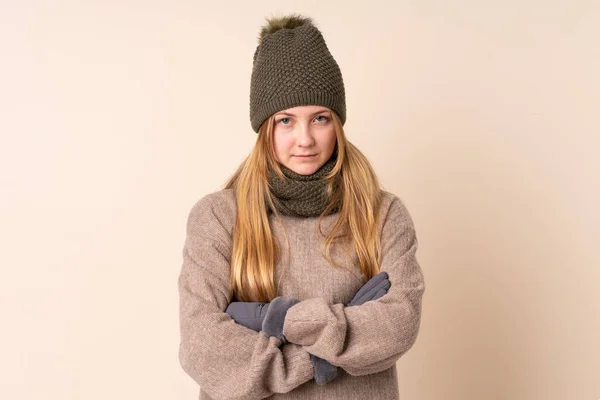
178 194 425 399
225 271 391 385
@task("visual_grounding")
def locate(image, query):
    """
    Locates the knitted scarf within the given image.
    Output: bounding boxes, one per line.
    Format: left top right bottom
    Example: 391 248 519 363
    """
267 153 340 217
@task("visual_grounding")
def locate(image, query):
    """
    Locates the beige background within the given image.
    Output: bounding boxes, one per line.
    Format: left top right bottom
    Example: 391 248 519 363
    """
1 1 599 399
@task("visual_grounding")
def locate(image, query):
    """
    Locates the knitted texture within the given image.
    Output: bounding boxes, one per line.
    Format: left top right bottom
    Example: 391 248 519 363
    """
267 152 340 217
178 188 425 399
249 16 346 132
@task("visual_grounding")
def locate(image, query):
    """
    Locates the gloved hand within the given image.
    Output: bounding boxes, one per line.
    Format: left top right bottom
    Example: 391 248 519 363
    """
225 271 391 385
225 297 300 344
346 271 390 307
310 353 339 385
225 301 270 332
310 271 390 385
261 296 300 344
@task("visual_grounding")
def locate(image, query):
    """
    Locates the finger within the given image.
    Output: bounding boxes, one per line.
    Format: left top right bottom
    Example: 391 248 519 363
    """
359 279 390 303
353 275 389 305
350 272 388 305
225 302 267 332
360 271 388 294
225 302 265 318
232 316 263 332
346 297 358 307
371 287 388 301
259 303 270 318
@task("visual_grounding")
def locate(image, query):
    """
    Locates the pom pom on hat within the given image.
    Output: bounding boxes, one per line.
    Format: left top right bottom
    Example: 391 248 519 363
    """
257 14 314 44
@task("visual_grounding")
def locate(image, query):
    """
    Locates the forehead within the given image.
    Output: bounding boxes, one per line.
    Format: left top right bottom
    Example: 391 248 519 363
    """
275 105 331 116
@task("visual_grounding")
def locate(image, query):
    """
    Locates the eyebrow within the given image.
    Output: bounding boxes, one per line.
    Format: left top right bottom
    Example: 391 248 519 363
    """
274 109 331 117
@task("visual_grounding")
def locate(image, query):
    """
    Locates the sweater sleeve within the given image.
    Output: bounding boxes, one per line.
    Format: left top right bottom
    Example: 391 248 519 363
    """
281 195 426 377
178 193 314 400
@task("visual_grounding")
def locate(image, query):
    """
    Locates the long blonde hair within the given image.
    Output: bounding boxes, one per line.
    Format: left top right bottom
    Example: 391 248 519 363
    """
223 111 384 302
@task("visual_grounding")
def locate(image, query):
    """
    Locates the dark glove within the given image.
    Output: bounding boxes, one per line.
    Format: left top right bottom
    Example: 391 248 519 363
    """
310 353 339 385
261 296 300 344
225 302 270 332
309 271 391 385
346 271 390 307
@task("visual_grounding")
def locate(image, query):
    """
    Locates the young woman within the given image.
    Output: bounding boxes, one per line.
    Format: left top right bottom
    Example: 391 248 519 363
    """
178 14 426 400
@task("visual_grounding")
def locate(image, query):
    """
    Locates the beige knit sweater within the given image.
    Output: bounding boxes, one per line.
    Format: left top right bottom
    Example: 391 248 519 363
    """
178 188 425 400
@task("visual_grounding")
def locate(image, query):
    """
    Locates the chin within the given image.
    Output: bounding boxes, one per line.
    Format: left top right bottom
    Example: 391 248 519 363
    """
293 163 320 175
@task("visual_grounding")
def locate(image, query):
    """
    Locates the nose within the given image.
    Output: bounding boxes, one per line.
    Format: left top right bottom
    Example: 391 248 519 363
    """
297 123 315 147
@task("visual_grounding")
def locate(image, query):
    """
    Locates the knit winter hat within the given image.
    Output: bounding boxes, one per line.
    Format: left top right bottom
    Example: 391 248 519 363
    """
249 14 346 133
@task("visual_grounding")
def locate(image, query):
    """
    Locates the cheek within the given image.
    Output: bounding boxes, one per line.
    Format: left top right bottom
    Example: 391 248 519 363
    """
323 128 337 149
273 133 294 155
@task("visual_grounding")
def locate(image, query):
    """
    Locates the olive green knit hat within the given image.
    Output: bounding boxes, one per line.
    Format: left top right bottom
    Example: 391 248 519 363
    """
249 14 346 133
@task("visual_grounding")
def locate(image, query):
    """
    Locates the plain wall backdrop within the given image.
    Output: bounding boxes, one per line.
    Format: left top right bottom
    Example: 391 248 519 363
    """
1 1 599 399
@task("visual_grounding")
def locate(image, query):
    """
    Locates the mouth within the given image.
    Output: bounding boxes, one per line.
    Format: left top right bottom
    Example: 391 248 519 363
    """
295 154 316 158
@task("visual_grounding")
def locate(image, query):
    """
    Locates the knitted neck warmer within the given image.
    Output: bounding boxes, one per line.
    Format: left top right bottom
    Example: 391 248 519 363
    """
267 153 340 217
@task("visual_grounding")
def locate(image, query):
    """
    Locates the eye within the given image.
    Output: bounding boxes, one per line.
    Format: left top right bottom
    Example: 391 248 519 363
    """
277 118 291 125
315 115 329 123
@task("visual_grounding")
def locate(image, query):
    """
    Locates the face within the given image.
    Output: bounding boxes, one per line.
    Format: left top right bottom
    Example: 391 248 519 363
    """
272 105 337 175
